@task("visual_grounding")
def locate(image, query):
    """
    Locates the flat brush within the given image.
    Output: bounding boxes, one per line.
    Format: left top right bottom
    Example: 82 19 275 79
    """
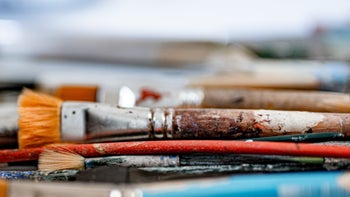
38 149 329 172
5 140 350 163
56 85 350 112
18 89 350 148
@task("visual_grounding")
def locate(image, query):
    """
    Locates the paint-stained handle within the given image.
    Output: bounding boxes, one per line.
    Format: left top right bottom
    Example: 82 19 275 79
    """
172 109 350 139
201 89 350 113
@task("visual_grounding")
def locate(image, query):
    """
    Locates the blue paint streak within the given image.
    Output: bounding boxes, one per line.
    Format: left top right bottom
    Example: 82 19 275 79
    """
0 171 35 179
143 171 349 197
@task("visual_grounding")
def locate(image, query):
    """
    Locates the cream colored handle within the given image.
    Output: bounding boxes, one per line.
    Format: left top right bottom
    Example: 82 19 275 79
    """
189 72 321 90
201 88 350 113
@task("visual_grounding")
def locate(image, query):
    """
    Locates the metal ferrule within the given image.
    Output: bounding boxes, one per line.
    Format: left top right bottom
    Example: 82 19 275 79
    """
61 102 92 141
61 102 175 142
164 108 174 138
152 108 174 138
85 106 152 140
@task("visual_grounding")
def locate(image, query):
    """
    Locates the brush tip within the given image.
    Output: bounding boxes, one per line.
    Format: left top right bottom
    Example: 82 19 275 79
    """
18 89 63 149
39 148 85 172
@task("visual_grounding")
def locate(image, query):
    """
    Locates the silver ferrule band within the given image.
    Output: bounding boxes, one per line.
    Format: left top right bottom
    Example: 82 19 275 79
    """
61 102 174 141
151 108 174 139
61 102 91 141
86 106 152 140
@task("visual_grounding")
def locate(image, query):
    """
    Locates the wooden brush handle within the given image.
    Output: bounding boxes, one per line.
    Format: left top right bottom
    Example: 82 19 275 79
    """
189 73 320 90
172 109 350 139
201 89 350 112
4 140 350 163
85 107 350 141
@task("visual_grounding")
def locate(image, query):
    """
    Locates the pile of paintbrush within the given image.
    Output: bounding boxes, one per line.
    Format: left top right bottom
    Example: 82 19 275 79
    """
2 86 350 196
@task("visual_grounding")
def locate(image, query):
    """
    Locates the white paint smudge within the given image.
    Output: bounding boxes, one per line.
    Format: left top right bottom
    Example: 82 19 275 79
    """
254 110 324 133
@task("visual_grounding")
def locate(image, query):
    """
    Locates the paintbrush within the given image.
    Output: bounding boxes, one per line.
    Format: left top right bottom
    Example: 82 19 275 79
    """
38 149 332 171
2 171 350 197
75 165 325 184
18 89 350 148
247 132 344 142
55 85 350 112
5 140 350 163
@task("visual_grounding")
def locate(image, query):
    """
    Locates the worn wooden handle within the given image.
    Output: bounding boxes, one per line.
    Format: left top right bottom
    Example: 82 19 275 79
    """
189 73 320 90
201 89 350 113
172 109 350 139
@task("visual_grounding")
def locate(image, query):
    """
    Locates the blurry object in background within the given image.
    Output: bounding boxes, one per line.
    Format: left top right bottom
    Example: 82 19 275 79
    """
0 0 97 17
0 102 18 148
190 72 321 90
0 19 22 48
0 102 18 135
311 24 350 61
19 37 223 67
210 59 350 92
2 0 350 64
1 171 350 196
1 55 348 98
55 84 350 113
245 37 309 59
246 23 350 61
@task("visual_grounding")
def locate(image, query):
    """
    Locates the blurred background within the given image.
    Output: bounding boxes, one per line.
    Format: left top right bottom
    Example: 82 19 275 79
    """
1 0 350 97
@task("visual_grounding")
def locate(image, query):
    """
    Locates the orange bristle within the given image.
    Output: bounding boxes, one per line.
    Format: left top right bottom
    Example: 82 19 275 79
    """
55 85 98 102
18 89 63 149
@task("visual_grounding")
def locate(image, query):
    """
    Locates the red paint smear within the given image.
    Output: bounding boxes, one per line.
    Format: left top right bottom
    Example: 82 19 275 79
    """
136 88 162 105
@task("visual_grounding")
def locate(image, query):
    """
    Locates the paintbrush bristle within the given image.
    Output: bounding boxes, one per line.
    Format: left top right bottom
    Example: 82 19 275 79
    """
18 89 63 149
39 148 85 171
55 85 98 102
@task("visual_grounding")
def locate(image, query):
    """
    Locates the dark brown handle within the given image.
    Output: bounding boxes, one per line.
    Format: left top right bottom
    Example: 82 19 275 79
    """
172 109 350 139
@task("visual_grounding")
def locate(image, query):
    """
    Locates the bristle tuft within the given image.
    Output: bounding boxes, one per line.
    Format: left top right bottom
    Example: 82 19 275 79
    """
18 88 63 108
39 148 85 171
18 89 63 149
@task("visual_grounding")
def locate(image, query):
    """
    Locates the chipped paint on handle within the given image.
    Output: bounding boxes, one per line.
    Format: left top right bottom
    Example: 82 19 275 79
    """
85 155 179 168
254 110 324 134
